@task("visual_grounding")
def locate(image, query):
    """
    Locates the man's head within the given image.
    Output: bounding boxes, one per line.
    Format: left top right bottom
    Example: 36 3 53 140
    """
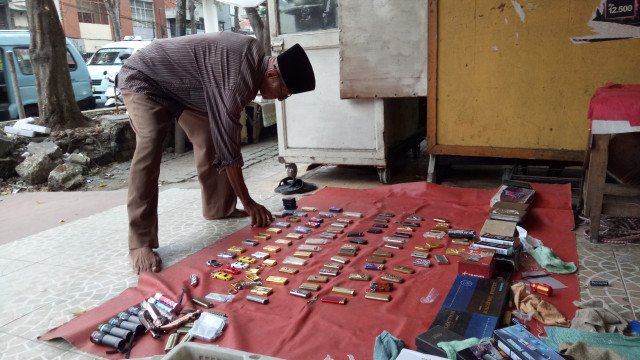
260 44 315 101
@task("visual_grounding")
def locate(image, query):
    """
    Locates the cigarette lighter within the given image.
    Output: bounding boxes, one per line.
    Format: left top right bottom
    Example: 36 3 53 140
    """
365 293 391 302
321 296 346 304
275 239 293 246
266 228 282 234
349 273 371 281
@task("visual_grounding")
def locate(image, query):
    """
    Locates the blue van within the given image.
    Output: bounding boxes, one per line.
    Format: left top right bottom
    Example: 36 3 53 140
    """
0 30 95 120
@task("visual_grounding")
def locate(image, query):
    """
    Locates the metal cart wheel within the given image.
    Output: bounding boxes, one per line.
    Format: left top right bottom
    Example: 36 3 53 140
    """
286 163 298 178
377 166 390 184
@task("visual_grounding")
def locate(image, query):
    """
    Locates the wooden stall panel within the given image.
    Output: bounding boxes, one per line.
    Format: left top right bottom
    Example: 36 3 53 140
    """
429 0 640 160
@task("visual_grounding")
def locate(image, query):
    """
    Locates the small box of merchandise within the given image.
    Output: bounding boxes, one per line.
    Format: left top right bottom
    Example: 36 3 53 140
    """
493 325 564 360
457 249 495 279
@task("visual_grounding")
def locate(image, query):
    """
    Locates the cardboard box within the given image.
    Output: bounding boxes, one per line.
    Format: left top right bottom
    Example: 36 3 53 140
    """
415 325 464 357
493 325 564 360
494 244 522 273
429 275 509 339
458 249 495 279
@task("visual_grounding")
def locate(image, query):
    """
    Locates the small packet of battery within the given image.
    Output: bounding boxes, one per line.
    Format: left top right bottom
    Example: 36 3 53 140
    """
383 236 408 244
283 256 308 266
295 226 312 234
414 259 431 267
205 293 235 303
423 231 445 239
343 211 363 218
318 211 336 218
297 244 322 252
252 251 270 259
305 238 328 245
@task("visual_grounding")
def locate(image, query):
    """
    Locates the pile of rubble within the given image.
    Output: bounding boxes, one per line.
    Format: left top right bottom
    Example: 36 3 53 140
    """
0 113 141 193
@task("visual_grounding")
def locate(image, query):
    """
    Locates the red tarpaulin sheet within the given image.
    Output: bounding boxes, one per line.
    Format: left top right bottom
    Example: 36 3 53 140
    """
40 182 579 359
588 83 640 125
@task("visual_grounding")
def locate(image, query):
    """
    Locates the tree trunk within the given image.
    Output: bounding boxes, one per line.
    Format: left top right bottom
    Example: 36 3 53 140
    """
175 0 187 37
26 0 91 130
245 6 270 56
188 0 197 35
104 0 123 41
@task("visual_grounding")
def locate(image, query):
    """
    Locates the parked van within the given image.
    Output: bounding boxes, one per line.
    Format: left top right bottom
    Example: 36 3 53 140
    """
0 30 95 121
86 38 151 106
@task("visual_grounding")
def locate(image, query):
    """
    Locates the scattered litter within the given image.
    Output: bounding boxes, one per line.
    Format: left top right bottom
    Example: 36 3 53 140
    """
98 184 106 188
59 219 65 223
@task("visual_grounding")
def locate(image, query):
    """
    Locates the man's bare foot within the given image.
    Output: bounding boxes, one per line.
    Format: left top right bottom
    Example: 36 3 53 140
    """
129 247 162 275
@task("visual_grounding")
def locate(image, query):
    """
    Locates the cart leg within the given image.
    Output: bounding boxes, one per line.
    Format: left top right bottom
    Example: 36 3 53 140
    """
377 166 390 184
286 163 298 178
427 154 437 183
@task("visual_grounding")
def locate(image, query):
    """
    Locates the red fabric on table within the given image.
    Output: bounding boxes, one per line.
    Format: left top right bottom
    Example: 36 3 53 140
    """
588 83 640 126
39 182 578 359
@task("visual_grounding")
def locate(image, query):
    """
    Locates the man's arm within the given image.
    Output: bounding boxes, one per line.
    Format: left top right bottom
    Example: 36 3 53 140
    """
225 166 273 227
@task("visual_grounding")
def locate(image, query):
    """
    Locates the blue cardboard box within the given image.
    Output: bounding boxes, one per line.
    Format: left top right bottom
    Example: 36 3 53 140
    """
493 325 564 360
429 275 509 339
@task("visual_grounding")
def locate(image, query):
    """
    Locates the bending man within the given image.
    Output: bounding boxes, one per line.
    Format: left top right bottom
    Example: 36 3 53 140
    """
117 32 315 274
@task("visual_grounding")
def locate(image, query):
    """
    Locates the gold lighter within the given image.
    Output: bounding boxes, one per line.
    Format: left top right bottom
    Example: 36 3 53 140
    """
279 266 299 274
245 273 261 282
266 227 282 234
263 259 277 267
265 276 288 285
434 222 450 229
254 233 271 241
332 286 356 296
397 227 414 232
286 216 301 222
300 282 321 291
451 239 471 246
286 233 303 240
384 243 403 250
446 248 466 256
330 256 350 264
301 206 318 212
427 241 444 249
366 256 386 264
307 275 328 283
394 266 416 274
327 228 344 234
373 250 393 258
263 245 281 253
275 239 293 246
251 286 273 296
165 333 178 353
381 273 405 283
338 249 357 257
294 251 313 258
228 246 246 254
365 293 391 302
415 245 431 252
349 273 371 281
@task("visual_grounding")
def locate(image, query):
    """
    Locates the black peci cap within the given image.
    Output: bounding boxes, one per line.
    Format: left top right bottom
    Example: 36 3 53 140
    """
276 44 315 94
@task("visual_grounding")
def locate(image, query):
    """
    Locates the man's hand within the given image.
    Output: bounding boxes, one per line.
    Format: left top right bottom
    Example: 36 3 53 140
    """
243 200 273 227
